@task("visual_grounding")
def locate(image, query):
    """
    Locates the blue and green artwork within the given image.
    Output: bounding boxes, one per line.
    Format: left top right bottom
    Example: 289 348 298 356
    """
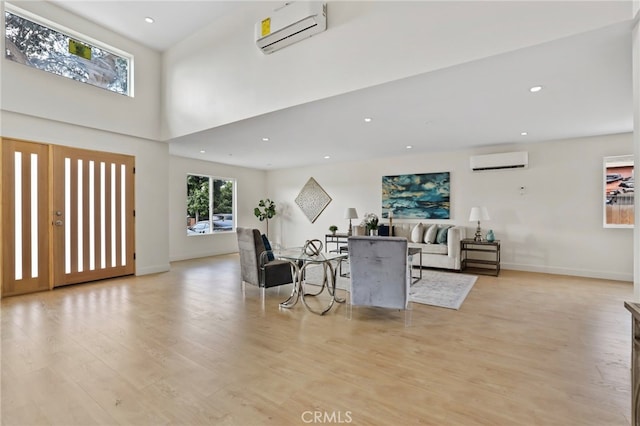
382 172 450 219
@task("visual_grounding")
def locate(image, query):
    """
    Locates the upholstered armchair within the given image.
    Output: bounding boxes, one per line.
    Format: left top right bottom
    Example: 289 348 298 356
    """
236 228 294 294
347 236 411 320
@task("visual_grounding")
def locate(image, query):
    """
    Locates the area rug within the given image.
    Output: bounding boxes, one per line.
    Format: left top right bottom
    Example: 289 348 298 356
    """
303 264 349 290
304 265 476 310
409 270 477 310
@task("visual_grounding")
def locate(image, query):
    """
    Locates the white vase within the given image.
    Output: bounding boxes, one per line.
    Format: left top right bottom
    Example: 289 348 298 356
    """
369 229 378 236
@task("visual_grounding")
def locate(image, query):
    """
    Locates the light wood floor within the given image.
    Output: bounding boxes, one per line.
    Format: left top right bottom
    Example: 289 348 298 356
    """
1 254 634 425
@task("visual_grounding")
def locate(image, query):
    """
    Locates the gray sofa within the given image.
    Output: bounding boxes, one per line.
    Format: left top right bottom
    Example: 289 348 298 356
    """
355 223 464 271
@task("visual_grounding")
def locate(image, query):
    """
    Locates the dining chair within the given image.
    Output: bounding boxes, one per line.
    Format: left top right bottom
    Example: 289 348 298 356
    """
236 227 294 299
347 236 412 324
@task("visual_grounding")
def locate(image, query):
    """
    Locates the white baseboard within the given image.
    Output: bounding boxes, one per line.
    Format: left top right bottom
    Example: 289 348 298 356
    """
140 258 633 282
170 251 238 262
501 262 633 282
136 263 171 276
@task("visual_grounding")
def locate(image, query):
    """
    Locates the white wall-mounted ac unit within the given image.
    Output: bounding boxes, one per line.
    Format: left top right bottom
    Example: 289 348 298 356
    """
255 2 327 54
470 151 529 171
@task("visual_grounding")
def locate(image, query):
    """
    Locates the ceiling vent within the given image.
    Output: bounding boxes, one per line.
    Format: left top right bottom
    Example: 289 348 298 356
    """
255 2 327 54
470 152 529 171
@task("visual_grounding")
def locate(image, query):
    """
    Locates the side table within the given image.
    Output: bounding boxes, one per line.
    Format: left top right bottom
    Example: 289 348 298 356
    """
325 233 349 253
408 247 423 284
625 301 640 426
461 239 500 276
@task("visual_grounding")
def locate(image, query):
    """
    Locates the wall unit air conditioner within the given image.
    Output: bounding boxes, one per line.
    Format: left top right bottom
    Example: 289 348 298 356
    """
255 2 327 54
470 151 529 171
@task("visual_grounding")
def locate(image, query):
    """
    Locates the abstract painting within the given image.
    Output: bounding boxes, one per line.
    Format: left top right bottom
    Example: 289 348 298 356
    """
295 177 332 223
382 172 450 219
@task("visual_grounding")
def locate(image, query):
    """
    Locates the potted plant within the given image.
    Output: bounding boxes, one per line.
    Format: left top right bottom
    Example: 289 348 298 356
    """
254 198 276 236
361 212 379 236
329 225 338 235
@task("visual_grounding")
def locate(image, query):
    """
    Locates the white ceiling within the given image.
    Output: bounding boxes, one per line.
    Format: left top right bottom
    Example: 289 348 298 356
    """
169 20 633 170
50 1 634 170
50 0 248 52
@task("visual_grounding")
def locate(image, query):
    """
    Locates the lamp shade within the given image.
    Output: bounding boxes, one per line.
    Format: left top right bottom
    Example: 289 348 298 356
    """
469 206 490 221
344 207 358 219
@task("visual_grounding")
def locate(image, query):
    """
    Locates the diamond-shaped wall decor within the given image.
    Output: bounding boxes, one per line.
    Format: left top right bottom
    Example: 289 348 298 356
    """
295 177 332 223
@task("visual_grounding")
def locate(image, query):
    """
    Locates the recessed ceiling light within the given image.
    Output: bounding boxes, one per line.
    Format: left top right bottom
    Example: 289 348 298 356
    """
262 137 269 142
199 150 205 154
324 155 331 159
406 145 413 149
521 132 528 136
364 117 372 123
529 86 543 93
144 17 154 24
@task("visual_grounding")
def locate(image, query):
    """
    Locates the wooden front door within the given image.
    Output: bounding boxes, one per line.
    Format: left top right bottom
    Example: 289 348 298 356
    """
51 145 135 287
1 139 135 296
1 139 51 296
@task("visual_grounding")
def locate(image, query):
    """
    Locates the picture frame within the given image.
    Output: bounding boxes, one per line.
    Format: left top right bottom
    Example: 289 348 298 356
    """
295 177 332 223
382 172 450 219
603 155 634 228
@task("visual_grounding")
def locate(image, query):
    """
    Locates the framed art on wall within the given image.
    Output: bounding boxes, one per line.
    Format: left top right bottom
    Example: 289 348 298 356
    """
295 177 332 223
603 155 634 228
382 172 450 219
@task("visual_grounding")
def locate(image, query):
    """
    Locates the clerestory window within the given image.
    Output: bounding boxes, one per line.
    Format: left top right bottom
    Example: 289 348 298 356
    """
4 6 132 96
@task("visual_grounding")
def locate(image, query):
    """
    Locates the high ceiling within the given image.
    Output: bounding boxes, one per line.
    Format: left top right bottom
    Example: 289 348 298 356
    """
50 0 248 51
50 1 633 170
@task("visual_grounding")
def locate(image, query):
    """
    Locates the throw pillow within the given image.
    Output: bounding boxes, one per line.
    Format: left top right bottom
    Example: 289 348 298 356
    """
436 226 452 244
424 224 438 244
410 223 424 243
261 234 275 261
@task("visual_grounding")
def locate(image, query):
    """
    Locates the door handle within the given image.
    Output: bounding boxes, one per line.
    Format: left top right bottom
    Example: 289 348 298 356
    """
54 220 63 226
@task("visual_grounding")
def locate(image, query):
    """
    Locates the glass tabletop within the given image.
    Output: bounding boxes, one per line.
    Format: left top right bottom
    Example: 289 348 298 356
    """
274 247 348 263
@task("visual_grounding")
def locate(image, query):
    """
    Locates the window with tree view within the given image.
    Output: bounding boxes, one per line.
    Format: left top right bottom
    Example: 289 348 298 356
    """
187 175 235 235
4 9 131 96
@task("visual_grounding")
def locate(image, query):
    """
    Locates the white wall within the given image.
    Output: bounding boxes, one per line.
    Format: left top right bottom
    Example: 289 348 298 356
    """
633 8 640 297
1 2 167 275
267 133 634 281
162 1 631 140
1 1 635 282
1 1 162 141
1 110 170 275
168 155 268 261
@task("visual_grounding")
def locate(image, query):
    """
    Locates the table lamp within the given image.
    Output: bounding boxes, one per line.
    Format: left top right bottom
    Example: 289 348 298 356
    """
469 206 490 242
344 208 358 236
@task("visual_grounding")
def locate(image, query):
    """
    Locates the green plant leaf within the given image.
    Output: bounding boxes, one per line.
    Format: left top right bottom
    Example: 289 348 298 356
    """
255 199 276 222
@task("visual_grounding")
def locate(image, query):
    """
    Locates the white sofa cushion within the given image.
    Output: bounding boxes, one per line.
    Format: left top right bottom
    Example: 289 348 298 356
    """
410 223 424 242
353 225 366 236
394 224 411 240
391 223 465 271
409 242 447 255
424 224 438 244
